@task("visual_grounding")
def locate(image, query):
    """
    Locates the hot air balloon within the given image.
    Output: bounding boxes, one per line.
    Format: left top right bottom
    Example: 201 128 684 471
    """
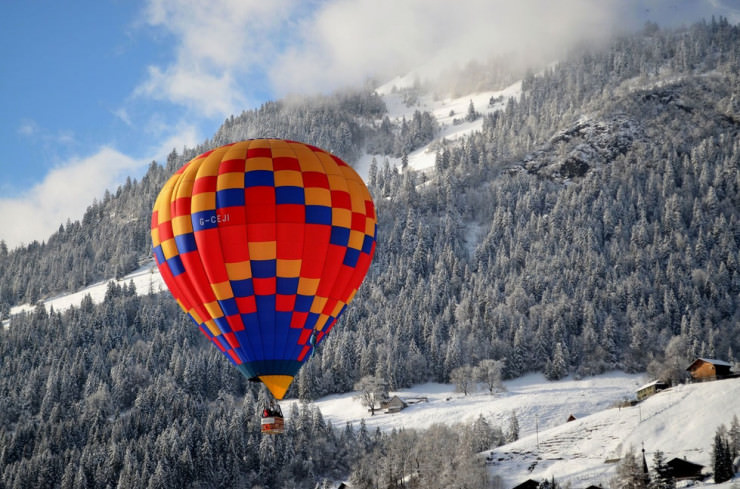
150 139 377 433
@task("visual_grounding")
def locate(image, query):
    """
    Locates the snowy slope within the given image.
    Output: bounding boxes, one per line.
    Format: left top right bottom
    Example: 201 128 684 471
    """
3 80 520 325
285 375 739 487
4 246 738 488
284 372 640 437
354 79 522 178
3 261 166 327
487 378 740 487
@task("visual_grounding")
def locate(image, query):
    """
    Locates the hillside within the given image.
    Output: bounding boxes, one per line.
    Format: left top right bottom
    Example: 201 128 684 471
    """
302 372 740 488
488 377 740 487
1 17 740 489
283 373 740 486
4 20 739 392
286 372 641 435
6 262 737 486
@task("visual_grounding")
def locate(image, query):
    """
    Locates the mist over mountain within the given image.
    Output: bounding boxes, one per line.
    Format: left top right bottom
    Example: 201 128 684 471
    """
1 17 739 489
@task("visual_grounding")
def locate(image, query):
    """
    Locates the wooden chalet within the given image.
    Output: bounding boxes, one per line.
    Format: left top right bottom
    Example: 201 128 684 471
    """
686 358 733 381
636 380 668 401
380 395 408 414
664 457 703 481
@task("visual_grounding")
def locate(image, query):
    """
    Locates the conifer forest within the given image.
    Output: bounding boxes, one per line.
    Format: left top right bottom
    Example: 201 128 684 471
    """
1 19 739 488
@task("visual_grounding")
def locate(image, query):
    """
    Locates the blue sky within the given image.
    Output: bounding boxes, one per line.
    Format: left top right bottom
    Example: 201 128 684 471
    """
1 0 738 249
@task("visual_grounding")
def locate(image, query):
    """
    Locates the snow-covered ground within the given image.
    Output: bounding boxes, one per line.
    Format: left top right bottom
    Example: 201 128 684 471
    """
3 261 166 327
488 377 740 488
286 374 740 488
354 78 522 178
285 372 640 437
4 257 739 488
3 74 738 487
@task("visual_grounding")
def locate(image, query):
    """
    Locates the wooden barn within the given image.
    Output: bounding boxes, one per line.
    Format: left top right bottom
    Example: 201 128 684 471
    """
686 358 733 381
664 457 703 481
636 380 669 401
380 395 407 414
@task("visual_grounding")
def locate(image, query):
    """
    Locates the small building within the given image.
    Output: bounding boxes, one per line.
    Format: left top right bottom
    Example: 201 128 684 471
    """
567 414 577 422
686 358 733 381
380 395 407 414
665 457 703 481
511 479 539 489
636 380 669 401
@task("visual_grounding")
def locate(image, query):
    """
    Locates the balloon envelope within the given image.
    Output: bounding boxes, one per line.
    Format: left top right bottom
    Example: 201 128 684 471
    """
151 139 377 399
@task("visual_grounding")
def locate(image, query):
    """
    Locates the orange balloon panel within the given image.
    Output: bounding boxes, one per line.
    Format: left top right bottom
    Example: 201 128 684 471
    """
151 139 377 399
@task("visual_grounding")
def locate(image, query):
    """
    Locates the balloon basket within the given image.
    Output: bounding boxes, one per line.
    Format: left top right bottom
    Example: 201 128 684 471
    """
261 415 285 435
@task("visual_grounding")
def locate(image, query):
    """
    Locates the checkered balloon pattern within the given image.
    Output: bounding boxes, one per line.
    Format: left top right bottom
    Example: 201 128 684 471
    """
151 139 377 399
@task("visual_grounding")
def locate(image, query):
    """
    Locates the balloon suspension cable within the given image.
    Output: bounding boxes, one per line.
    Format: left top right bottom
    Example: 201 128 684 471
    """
263 394 283 418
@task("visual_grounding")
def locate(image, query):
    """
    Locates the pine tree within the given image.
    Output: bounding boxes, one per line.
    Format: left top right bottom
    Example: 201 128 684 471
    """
470 414 494 452
466 99 478 122
713 427 734 483
546 342 568 380
730 415 740 458
649 450 674 489
507 411 520 443
613 447 650 489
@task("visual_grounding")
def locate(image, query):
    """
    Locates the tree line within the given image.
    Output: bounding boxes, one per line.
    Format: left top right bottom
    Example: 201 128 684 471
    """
0 283 515 488
0 17 739 488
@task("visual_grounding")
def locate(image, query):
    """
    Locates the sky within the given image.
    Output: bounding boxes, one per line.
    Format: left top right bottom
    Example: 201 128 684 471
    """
2 0 739 250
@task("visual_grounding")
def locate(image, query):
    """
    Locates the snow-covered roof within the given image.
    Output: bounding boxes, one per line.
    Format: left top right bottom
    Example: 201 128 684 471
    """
688 358 733 368
636 379 668 391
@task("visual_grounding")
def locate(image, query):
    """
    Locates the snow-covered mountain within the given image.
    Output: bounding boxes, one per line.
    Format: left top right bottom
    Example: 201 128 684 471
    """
2 14 740 489
355 78 523 177
3 62 738 485
3 79 523 325
6 260 739 487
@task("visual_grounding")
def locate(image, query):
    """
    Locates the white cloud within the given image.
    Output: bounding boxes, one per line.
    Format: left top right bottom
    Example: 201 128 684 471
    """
148 122 203 165
0 112 203 250
138 0 618 114
136 0 740 115
0 148 145 249
268 0 636 96
137 64 243 117
113 107 132 126
18 120 38 137
136 0 300 117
